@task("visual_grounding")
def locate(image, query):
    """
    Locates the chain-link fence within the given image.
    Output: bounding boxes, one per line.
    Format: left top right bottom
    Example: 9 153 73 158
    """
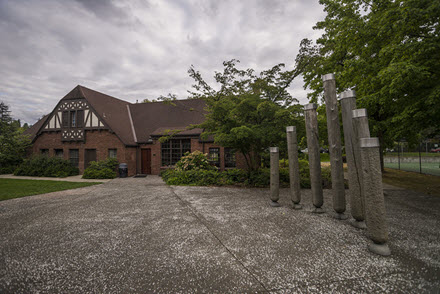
383 140 440 176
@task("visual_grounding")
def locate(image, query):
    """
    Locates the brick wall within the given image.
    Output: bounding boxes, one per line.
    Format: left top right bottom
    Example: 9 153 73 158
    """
32 130 137 176
140 137 248 175
32 132 248 176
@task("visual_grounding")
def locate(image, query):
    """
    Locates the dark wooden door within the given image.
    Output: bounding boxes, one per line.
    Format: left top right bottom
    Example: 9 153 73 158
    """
84 149 97 169
141 149 152 174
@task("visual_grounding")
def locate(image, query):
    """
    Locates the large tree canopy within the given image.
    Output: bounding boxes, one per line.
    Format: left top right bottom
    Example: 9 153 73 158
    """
298 0 440 148
0 102 31 173
188 60 304 170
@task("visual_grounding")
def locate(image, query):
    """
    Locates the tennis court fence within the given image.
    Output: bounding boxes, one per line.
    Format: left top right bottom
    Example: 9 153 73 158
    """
383 140 440 176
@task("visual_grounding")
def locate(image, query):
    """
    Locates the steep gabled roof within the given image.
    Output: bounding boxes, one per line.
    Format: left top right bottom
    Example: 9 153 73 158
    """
26 86 207 146
129 99 206 143
62 85 136 145
23 114 49 141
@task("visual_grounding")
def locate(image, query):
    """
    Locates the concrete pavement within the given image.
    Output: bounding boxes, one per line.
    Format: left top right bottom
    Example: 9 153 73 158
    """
0 176 439 293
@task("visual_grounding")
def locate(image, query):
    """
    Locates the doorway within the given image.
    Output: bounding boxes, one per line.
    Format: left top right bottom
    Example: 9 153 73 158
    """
84 149 97 169
141 149 152 174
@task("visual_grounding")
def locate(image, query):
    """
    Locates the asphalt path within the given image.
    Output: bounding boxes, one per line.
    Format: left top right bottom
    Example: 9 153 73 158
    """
1 176 439 293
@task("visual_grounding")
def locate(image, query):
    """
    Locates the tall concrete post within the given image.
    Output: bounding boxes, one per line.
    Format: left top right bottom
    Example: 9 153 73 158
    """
304 104 324 213
360 138 391 256
340 91 366 229
286 126 302 209
270 147 281 207
322 73 347 220
352 108 370 220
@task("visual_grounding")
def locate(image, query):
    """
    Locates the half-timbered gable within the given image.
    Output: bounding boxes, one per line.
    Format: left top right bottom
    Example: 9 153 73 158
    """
38 88 109 142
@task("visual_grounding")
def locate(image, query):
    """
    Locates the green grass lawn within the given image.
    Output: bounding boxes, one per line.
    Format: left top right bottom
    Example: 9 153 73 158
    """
0 179 101 201
384 152 440 157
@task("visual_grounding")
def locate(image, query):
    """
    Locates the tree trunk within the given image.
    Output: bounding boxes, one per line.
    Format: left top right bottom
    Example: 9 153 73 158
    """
378 131 385 172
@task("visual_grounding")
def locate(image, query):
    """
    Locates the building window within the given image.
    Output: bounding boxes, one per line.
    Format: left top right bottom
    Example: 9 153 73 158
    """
224 148 236 168
62 111 68 127
54 149 64 158
40 149 49 156
108 149 117 158
161 139 191 166
70 111 76 127
209 148 220 167
76 110 84 128
69 149 79 168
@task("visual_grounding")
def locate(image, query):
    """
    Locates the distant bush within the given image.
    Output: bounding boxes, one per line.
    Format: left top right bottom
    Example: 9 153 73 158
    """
175 151 217 171
82 158 118 179
161 159 332 188
14 155 79 177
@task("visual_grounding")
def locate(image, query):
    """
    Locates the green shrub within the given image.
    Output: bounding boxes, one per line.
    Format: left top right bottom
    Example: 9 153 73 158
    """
222 169 248 184
175 151 217 171
14 155 79 177
0 165 16 175
82 158 118 179
161 159 332 189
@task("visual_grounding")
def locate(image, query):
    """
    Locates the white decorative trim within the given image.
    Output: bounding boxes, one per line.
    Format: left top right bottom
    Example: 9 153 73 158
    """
127 105 138 143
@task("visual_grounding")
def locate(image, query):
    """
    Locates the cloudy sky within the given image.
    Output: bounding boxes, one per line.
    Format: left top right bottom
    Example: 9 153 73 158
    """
0 0 326 125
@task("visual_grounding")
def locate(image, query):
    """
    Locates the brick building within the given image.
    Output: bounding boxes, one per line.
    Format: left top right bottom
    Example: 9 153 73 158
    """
25 85 246 176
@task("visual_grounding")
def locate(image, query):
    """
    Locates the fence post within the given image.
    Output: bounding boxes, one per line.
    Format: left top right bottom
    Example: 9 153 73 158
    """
340 91 366 228
286 126 302 209
419 143 422 174
270 147 280 207
322 74 347 220
304 103 324 213
360 137 391 256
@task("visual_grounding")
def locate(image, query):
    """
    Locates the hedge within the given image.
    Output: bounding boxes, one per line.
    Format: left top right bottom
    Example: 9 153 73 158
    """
14 155 79 177
82 158 119 179
161 159 332 188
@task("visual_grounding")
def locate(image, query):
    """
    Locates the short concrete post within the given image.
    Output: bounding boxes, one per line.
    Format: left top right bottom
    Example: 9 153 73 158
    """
340 91 366 229
304 104 324 213
270 147 280 207
352 109 370 220
360 138 391 256
322 74 347 219
286 126 302 209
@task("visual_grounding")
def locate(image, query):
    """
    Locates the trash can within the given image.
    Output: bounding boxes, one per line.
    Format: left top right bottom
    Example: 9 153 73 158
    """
118 163 128 178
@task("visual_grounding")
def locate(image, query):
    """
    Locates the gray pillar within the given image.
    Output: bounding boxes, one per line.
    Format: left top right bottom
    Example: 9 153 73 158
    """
286 126 302 209
352 108 370 222
270 147 280 207
304 104 324 213
352 109 371 139
322 74 347 219
360 138 391 256
340 91 366 229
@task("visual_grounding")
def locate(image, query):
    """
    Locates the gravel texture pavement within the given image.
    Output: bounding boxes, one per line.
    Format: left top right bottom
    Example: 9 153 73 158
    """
0 176 439 293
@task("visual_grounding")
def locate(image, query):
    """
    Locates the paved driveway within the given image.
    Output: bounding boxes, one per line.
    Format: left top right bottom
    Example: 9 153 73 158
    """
1 176 439 293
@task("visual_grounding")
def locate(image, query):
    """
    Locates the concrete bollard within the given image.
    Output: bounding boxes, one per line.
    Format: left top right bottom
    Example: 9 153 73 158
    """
286 126 302 209
270 147 281 207
360 138 391 256
304 104 324 213
340 91 366 229
322 74 347 220
352 108 370 222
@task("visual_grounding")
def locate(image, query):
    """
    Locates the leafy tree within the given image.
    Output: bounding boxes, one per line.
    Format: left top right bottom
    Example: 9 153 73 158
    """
142 93 177 103
297 0 440 169
188 60 304 171
0 102 32 173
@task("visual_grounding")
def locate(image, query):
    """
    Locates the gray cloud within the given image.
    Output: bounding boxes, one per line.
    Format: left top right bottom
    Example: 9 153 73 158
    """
0 0 325 125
